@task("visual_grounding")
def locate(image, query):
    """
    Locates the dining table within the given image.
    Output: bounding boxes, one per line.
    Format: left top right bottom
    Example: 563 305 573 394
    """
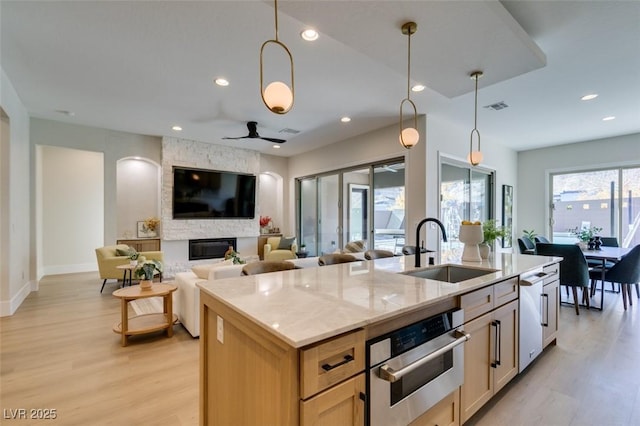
582 245 632 310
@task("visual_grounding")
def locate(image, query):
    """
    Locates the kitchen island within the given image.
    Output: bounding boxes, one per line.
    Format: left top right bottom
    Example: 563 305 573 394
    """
197 253 559 425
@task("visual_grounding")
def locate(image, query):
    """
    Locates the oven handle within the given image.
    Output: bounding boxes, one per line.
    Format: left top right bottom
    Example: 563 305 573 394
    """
378 329 470 383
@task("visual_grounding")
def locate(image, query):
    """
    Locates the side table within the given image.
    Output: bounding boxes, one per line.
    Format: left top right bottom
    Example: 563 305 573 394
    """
112 283 178 347
116 263 137 287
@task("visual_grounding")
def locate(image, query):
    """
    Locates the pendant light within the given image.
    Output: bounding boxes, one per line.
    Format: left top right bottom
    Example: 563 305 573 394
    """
399 22 419 149
468 71 483 166
260 0 294 114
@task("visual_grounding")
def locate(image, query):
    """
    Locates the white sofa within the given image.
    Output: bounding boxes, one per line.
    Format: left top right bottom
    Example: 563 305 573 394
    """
175 262 244 337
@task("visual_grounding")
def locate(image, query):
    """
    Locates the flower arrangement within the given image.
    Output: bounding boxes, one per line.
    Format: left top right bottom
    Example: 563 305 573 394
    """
135 259 163 280
569 225 602 242
143 216 160 233
259 215 271 228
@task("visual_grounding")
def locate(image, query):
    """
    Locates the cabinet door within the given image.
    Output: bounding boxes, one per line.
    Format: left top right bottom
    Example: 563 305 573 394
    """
543 280 559 347
460 312 493 424
300 373 365 426
493 299 519 393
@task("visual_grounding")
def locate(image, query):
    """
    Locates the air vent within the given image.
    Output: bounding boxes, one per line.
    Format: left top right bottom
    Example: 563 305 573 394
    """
483 101 509 111
279 128 301 134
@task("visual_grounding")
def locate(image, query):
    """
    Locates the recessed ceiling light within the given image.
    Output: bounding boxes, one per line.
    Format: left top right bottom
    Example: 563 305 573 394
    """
411 84 426 92
602 116 616 121
301 29 319 41
172 125 182 131
341 117 351 123
272 145 281 149
581 94 598 101
214 78 229 87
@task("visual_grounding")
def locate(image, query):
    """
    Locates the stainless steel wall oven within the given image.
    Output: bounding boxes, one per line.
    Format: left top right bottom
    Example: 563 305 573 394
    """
367 308 469 426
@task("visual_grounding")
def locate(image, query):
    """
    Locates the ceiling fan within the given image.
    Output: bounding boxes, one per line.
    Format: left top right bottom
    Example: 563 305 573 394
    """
222 121 286 144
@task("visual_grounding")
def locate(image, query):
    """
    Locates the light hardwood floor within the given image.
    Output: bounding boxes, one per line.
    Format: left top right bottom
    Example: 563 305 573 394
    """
1 273 639 425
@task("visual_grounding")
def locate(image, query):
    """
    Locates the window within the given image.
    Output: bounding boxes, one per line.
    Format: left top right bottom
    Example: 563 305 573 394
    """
550 166 640 247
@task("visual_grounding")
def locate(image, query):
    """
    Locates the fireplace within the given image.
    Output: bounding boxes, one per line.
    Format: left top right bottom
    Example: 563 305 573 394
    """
189 238 237 261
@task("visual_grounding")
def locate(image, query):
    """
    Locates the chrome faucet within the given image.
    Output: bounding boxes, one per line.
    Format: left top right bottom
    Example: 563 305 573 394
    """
415 218 447 267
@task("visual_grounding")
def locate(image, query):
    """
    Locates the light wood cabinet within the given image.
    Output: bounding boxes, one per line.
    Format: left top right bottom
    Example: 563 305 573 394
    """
300 373 365 426
200 291 365 426
459 279 519 424
116 238 160 252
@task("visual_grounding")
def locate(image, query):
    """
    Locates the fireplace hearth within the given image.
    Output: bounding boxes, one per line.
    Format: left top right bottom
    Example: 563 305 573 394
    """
189 238 237 261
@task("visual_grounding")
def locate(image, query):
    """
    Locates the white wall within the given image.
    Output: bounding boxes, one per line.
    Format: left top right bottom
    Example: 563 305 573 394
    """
37 146 104 275
30 118 162 248
518 133 640 239
1 68 32 316
116 158 160 238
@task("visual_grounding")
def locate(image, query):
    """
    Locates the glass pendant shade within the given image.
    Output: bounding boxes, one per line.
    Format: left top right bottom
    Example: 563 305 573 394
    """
399 127 419 148
264 81 293 114
467 150 483 165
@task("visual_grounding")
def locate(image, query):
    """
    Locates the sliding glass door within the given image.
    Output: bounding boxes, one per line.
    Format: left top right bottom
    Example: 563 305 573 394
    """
297 159 405 255
440 160 494 255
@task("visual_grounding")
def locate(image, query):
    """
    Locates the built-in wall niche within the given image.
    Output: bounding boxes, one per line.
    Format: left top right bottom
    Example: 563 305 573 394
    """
116 157 161 239
259 171 283 229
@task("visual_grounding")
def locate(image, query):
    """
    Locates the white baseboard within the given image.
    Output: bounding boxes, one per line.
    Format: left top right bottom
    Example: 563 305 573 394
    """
42 263 96 276
0 279 37 317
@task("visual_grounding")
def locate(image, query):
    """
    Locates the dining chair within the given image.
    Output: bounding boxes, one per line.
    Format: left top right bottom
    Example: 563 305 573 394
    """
534 236 550 243
589 245 640 310
587 236 620 291
517 237 535 254
241 261 297 275
318 253 357 266
536 243 591 315
364 249 395 260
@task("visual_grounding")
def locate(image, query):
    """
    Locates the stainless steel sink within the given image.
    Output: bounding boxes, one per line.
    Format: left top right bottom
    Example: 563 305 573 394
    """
401 265 498 283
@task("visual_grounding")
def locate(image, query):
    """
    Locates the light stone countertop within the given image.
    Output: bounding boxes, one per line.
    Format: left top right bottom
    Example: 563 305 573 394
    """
197 253 559 348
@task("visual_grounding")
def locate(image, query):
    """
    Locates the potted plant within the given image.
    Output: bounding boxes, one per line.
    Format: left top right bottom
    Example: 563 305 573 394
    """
480 219 506 259
224 248 245 265
135 259 163 290
522 229 537 241
568 225 602 249
127 249 140 266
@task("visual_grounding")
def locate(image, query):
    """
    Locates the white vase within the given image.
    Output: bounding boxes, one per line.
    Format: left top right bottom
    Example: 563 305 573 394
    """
129 260 138 267
459 224 483 262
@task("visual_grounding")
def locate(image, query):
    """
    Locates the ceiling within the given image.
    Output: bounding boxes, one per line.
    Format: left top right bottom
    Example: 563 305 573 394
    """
2 1 639 157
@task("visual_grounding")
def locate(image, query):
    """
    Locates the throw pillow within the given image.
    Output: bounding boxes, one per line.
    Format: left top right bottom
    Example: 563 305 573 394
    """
277 237 296 250
344 240 366 253
191 259 234 279
116 246 133 257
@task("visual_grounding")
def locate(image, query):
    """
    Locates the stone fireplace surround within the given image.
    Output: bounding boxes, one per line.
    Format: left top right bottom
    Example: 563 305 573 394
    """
160 137 262 276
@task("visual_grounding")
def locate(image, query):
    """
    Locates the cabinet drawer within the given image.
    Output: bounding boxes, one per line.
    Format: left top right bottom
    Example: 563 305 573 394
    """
300 373 365 426
494 277 519 307
460 285 493 322
300 329 365 399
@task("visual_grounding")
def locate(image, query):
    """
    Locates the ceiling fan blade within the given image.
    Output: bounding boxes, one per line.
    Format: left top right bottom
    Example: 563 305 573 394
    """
222 136 249 140
260 137 287 144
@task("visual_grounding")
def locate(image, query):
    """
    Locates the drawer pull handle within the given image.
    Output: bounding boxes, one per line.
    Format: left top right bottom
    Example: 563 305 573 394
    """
322 354 354 371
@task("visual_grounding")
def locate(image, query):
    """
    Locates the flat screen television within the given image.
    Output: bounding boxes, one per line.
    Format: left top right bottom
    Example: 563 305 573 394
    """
172 167 256 219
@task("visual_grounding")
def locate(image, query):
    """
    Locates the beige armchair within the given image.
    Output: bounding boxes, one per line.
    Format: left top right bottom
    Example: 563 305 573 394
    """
263 236 297 261
95 244 163 293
